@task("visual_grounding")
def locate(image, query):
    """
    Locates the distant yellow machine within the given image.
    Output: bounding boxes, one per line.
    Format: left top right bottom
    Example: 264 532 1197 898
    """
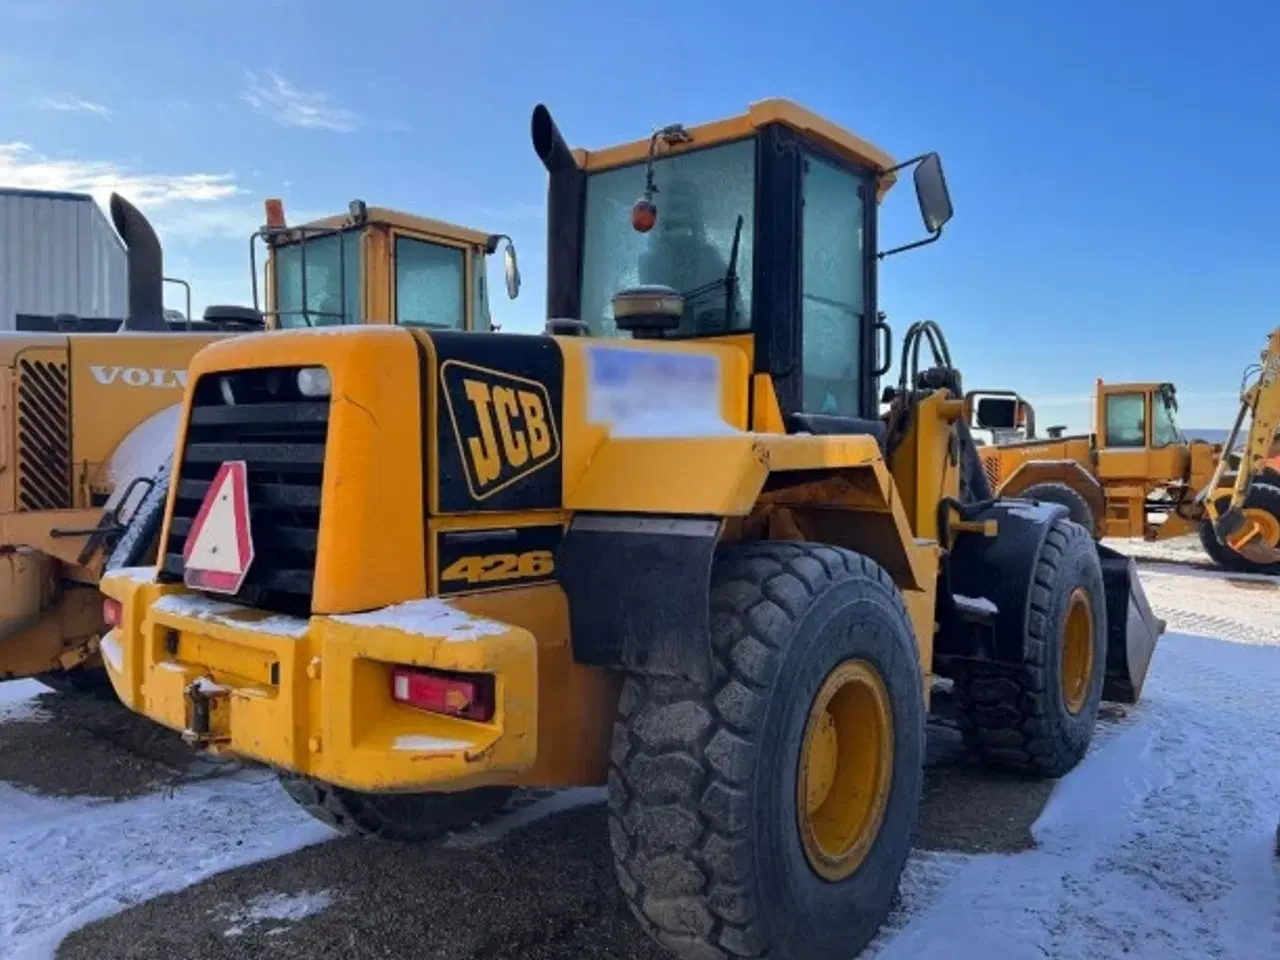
100 100 1163 959
972 363 1280 573
0 197 520 694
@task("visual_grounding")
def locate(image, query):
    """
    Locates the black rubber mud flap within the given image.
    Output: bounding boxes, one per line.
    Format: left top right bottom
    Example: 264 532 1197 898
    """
1096 543 1165 703
104 455 172 574
557 514 719 683
944 499 1069 663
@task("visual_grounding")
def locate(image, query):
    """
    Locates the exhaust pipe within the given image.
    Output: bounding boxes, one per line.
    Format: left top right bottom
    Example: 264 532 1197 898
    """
109 193 168 332
531 104 585 320
532 104 577 177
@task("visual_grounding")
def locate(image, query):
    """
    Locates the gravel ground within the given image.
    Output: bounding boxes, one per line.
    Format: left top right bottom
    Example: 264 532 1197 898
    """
41 705 1134 960
0 533 1266 960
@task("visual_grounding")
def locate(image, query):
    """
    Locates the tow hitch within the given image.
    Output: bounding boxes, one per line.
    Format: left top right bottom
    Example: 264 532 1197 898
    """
183 676 230 746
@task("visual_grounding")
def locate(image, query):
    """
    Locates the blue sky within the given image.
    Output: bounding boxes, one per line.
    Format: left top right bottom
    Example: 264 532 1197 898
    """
2 0 1277 431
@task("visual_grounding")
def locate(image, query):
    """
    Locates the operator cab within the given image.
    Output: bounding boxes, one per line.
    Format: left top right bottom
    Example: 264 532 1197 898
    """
533 100 953 431
205 198 522 333
1096 380 1183 450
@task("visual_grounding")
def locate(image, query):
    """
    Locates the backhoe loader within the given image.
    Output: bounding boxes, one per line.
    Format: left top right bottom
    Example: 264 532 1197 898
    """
971 361 1280 574
1 197 520 695
97 100 1164 960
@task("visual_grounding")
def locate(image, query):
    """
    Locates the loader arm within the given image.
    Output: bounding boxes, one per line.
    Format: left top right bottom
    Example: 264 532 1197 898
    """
1202 327 1280 563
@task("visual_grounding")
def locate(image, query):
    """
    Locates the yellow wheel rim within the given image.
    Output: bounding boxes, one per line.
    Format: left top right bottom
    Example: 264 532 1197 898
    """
797 659 893 882
1059 588 1094 716
1239 507 1280 548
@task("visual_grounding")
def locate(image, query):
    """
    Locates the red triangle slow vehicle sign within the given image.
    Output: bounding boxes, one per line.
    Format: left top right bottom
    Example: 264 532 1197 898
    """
182 460 255 594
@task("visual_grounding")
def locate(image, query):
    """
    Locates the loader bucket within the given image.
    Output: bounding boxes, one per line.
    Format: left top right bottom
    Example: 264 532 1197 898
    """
1096 543 1165 703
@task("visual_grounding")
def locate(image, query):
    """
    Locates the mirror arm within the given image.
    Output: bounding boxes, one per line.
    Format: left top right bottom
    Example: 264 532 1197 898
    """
877 227 943 261
879 154 932 177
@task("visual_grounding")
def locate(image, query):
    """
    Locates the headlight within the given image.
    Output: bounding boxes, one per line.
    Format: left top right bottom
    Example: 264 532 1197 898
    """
296 367 331 398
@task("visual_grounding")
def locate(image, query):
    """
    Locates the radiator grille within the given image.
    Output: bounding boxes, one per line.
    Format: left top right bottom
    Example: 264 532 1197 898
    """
982 453 1001 490
15 359 72 511
160 367 329 617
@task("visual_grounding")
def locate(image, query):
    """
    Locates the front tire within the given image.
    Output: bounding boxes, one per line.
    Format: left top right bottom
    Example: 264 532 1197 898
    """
951 518 1107 778
608 542 925 960
1020 481 1096 536
1198 483 1280 575
278 773 514 842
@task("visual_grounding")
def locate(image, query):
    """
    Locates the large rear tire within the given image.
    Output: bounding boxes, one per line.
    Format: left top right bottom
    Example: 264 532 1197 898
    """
1198 483 1280 575
608 542 925 960
277 773 515 842
1019 481 1096 536
950 518 1107 778
35 666 117 700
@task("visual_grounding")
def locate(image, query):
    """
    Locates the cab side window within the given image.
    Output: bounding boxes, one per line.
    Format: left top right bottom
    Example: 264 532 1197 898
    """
800 154 866 417
1104 393 1146 447
396 237 465 330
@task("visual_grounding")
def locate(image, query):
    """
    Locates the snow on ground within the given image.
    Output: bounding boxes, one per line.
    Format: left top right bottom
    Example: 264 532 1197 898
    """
866 556 1280 960
870 630 1280 959
0 769 337 959
0 671 616 960
3 542 1280 958
217 890 336 938
0 680 46 723
0 680 337 960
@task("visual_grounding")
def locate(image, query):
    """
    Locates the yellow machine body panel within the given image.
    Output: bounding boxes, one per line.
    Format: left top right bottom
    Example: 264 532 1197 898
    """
101 321 941 791
0 202 515 685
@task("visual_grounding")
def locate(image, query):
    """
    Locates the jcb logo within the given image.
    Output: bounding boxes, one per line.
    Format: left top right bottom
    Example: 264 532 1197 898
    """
89 365 188 389
441 360 561 501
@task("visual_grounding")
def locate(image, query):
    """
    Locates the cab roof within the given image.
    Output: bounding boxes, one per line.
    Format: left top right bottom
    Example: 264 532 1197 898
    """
295 206 495 248
572 98 900 195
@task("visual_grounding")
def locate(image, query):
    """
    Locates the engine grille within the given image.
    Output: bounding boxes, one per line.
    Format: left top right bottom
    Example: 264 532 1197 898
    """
160 367 329 617
982 453 1001 489
15 359 73 511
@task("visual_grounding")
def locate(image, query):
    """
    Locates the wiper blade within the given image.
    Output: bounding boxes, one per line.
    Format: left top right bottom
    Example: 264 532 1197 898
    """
681 213 745 324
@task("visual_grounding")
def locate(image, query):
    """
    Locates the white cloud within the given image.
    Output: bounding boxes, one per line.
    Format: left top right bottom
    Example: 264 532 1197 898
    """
240 70 359 133
0 142 238 207
31 93 112 119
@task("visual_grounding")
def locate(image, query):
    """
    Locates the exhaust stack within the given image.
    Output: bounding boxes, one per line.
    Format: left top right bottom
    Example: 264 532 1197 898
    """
109 193 168 332
531 104 585 320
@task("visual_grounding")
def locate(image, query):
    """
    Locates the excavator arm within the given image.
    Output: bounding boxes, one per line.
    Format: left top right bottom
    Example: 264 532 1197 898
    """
1200 327 1280 564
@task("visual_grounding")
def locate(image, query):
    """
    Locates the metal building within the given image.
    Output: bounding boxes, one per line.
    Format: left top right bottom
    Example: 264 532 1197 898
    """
0 187 128 332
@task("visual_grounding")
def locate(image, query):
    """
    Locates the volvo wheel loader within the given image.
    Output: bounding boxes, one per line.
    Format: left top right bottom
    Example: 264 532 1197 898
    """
97 100 1163 960
1 196 521 696
971 359 1280 574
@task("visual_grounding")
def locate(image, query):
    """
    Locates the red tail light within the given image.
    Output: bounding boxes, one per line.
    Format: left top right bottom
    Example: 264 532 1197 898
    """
103 599 123 628
390 667 494 722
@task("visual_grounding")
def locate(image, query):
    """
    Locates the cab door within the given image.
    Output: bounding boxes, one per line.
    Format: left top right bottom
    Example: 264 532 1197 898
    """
1095 388 1153 482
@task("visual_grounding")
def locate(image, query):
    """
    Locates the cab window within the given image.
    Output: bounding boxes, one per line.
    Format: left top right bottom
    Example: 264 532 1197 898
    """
800 154 867 417
274 230 361 328
580 138 756 337
396 236 465 329
1151 392 1180 447
1104 393 1146 447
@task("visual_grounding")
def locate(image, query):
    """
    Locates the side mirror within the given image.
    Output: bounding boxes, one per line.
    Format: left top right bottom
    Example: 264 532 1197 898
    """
975 396 1018 430
503 240 521 300
913 153 953 234
878 151 954 260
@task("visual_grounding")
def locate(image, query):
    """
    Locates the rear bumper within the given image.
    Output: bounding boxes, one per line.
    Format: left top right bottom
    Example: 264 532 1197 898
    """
99 567 538 793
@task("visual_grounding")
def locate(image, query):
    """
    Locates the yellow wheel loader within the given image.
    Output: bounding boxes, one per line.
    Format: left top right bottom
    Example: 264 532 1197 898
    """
970 355 1280 574
1 196 521 695
98 101 1164 960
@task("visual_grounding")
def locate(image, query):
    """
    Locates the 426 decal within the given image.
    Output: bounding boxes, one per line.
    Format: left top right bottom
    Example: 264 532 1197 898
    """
435 524 562 594
441 550 554 585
